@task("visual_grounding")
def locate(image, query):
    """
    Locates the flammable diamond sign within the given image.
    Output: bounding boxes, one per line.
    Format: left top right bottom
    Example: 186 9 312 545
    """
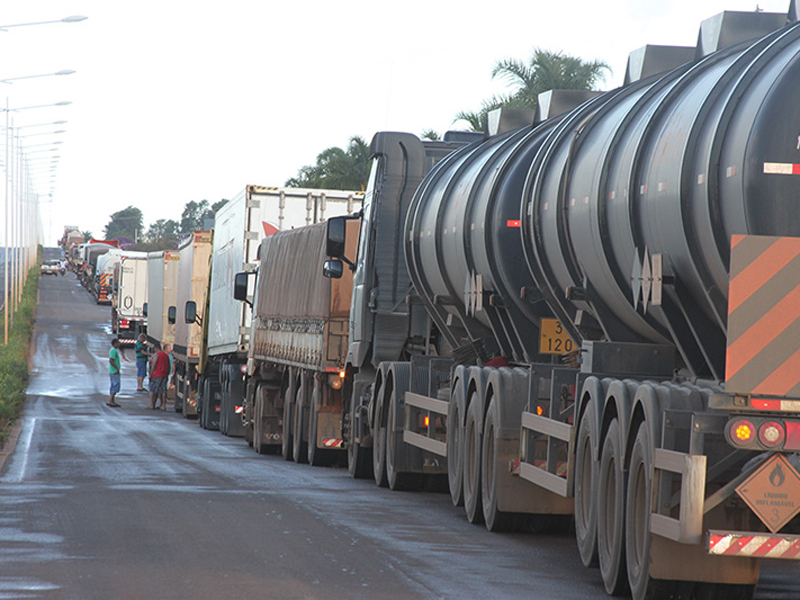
736 454 800 534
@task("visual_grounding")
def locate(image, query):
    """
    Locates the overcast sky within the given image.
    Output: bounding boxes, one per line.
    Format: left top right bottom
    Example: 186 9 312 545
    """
1 0 793 245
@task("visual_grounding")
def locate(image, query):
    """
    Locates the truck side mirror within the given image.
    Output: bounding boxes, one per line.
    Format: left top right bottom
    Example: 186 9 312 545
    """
233 272 252 306
168 306 176 324
326 216 346 258
185 300 201 325
323 259 343 279
142 302 148 317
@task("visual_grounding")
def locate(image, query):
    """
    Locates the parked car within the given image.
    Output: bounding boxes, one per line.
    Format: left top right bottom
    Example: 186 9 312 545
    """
40 260 61 276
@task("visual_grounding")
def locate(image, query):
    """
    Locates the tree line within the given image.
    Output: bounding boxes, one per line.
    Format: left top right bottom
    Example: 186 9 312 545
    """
98 199 228 251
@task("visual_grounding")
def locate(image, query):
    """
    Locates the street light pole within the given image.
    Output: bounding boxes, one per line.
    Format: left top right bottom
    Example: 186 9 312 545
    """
3 97 8 343
2 100 71 343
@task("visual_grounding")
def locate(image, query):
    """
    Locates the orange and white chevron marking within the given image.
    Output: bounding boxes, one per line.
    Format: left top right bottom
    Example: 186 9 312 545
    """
726 235 800 396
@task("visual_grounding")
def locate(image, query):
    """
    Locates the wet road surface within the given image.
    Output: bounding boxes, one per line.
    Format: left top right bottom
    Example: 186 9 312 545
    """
0 269 798 599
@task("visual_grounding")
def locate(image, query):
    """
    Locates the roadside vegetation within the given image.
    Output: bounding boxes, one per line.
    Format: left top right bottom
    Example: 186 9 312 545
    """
0 266 39 449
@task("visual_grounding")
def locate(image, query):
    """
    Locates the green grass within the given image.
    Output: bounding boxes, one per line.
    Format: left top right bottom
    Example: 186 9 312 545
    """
0 265 39 448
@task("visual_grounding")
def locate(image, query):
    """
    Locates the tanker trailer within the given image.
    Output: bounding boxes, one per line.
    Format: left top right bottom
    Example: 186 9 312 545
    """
325 8 800 600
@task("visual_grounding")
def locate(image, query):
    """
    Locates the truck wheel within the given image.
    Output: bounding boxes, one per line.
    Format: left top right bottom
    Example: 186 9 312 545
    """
463 391 484 524
223 365 234 435
253 385 264 454
281 389 293 461
308 387 333 466
348 440 371 479
626 422 690 600
481 396 520 532
199 379 210 429
386 388 421 491
219 367 229 435
575 403 598 567
372 380 388 488
201 378 220 431
626 423 652 599
598 419 628 596
227 367 245 438
292 385 308 464
447 381 465 507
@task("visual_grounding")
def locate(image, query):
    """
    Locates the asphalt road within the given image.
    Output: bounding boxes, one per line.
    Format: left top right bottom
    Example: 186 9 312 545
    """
0 268 798 599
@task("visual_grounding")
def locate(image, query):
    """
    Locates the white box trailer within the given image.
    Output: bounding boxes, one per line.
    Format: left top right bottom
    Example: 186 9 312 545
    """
112 251 148 346
145 250 180 350
199 185 363 434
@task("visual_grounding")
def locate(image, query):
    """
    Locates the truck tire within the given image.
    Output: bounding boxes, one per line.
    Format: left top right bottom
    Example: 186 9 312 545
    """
575 403 599 567
348 440 371 479
481 395 523 532
626 422 690 600
346 380 373 479
200 377 220 431
201 380 210 429
253 385 264 454
372 379 389 488
254 384 271 455
463 390 484 524
386 387 421 491
293 384 308 464
598 419 628 596
219 366 230 435
307 386 334 467
281 387 293 461
225 365 245 438
447 380 466 507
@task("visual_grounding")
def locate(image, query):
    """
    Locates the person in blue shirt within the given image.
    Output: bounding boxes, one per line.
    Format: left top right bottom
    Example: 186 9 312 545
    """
134 333 148 392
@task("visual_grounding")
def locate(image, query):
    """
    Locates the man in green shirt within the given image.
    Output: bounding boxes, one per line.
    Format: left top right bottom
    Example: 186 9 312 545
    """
108 338 122 407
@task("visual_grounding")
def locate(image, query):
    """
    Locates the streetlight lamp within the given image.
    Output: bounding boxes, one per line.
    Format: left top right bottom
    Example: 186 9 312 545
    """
15 120 67 129
0 70 76 84
3 101 72 112
14 129 66 138
0 16 88 31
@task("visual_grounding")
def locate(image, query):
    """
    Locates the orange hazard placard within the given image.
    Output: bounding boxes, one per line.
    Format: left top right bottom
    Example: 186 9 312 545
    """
736 454 800 534
539 318 574 355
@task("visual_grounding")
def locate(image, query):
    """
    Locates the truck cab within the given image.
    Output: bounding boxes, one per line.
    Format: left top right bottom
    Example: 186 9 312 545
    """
325 131 481 476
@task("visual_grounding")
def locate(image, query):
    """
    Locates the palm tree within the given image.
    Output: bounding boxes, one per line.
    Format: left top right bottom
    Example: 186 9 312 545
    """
286 136 370 191
457 49 610 132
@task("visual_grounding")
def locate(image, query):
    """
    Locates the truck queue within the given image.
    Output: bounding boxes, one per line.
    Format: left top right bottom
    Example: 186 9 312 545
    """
56 8 800 599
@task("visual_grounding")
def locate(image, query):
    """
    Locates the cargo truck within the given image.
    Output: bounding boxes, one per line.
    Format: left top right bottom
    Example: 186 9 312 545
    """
111 251 148 346
79 240 118 289
234 219 360 463
94 250 121 304
172 231 213 415
316 9 800 600
189 185 363 431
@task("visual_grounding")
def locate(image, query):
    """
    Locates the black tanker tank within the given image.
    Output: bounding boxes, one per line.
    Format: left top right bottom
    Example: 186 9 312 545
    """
405 13 800 378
